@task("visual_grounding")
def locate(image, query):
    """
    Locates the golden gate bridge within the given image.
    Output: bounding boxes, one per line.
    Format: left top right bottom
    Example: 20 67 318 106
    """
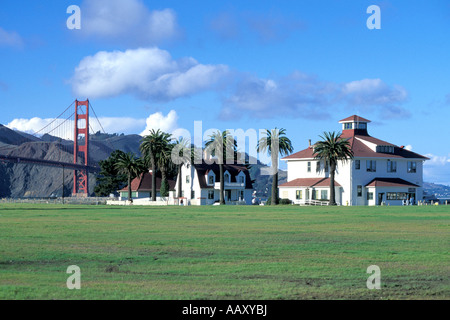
0 99 108 197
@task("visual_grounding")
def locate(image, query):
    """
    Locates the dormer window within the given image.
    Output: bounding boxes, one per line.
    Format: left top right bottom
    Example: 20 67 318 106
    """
376 145 394 154
208 175 214 185
224 173 230 183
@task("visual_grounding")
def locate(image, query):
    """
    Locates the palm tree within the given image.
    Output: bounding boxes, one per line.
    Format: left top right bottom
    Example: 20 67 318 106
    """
140 129 172 201
314 131 353 206
114 151 146 203
157 141 175 198
257 128 293 205
205 130 237 205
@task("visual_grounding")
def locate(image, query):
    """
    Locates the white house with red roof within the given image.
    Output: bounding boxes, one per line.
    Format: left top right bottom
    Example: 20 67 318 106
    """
175 161 254 205
279 115 429 206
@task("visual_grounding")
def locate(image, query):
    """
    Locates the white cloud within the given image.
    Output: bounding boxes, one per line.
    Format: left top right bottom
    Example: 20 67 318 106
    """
140 110 178 136
404 145 413 151
71 47 229 101
6 116 147 140
423 153 450 186
0 27 24 48
342 79 408 107
221 73 410 120
80 0 180 45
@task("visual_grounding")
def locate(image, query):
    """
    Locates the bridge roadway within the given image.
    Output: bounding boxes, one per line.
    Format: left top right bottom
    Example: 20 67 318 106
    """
0 154 100 172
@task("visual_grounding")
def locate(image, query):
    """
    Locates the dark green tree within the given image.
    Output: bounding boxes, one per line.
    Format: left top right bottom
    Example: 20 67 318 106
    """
205 130 238 205
140 129 172 201
257 128 293 205
314 131 353 205
114 151 146 203
94 150 128 197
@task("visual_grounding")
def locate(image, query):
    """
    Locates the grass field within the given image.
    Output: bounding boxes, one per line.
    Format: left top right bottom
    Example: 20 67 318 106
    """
0 203 448 300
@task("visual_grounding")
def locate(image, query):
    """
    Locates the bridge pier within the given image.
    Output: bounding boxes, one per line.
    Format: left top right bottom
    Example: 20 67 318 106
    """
72 99 90 196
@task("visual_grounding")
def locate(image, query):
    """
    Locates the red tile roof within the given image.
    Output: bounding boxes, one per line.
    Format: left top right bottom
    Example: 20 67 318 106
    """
282 117 429 160
365 178 419 188
119 171 176 192
279 177 342 188
339 115 371 123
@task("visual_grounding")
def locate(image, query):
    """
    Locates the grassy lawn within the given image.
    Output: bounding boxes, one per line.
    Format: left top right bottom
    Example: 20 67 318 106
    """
0 203 448 300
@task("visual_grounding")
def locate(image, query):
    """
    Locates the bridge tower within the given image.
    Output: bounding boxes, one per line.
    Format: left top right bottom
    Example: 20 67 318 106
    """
73 99 89 196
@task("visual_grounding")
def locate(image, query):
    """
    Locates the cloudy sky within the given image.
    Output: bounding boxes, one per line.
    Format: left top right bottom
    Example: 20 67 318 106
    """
0 0 449 185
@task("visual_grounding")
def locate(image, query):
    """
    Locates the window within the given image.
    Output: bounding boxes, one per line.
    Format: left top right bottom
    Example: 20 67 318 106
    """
366 160 376 172
408 161 417 173
307 162 311 172
387 192 397 200
208 175 214 185
316 161 321 173
208 190 214 200
387 160 397 173
312 190 320 200
377 145 394 154
355 160 360 170
296 190 302 200
186 175 190 183
357 123 367 129
321 190 328 200
357 185 362 197
344 123 353 130
367 192 373 200
239 176 245 184
224 173 230 183
191 190 195 199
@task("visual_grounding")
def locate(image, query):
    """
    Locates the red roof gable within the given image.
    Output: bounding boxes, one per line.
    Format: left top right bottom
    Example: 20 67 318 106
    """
365 178 419 188
339 115 371 123
120 171 176 192
282 115 429 161
279 177 342 188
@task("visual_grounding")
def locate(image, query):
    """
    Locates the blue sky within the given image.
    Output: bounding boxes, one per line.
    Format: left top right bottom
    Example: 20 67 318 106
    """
0 0 449 185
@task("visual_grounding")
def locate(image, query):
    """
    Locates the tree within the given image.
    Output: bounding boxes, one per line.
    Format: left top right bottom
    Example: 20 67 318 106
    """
314 131 353 206
205 130 237 205
157 141 175 198
94 150 128 197
257 128 293 205
140 129 172 201
114 151 146 203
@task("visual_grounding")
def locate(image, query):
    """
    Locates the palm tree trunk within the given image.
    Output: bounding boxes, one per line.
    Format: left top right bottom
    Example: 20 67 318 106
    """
271 153 279 205
127 173 132 203
271 171 278 205
177 164 182 199
329 161 336 206
219 163 225 205
151 158 156 201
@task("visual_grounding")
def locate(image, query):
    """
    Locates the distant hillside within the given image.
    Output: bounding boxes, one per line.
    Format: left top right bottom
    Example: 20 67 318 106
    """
423 182 450 198
0 128 142 198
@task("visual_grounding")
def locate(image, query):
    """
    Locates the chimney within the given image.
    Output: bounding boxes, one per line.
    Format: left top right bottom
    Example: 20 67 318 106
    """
308 139 312 148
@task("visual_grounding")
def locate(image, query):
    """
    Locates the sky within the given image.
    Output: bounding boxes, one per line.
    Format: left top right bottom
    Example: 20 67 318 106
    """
0 0 449 185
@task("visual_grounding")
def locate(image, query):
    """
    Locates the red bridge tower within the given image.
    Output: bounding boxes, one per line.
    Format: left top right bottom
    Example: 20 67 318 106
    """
73 99 89 196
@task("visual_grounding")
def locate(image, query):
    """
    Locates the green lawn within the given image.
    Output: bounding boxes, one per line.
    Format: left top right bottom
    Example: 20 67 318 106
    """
0 204 448 300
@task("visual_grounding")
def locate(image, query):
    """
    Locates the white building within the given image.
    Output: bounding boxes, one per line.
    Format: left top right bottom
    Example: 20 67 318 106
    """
175 162 253 205
279 115 429 206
